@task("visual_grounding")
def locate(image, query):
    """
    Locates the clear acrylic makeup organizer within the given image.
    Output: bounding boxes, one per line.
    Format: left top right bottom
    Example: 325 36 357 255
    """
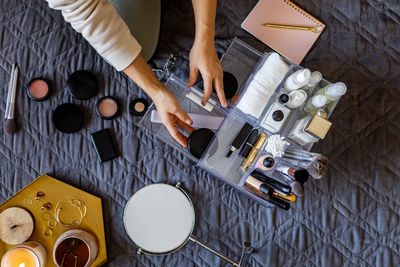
139 38 344 208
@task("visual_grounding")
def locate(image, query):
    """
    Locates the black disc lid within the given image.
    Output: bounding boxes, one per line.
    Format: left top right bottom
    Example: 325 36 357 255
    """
279 94 289 104
52 103 84 133
207 71 238 100
188 128 215 159
66 70 98 100
222 72 238 100
272 110 284 121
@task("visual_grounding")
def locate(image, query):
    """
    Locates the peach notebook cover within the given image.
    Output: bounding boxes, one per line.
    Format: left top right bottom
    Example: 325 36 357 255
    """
241 0 325 64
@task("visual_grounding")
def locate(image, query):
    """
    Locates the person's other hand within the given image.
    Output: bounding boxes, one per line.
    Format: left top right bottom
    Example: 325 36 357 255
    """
186 40 227 107
153 86 194 147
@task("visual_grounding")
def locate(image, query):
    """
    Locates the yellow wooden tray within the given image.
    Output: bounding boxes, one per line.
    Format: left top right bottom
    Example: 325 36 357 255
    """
0 174 107 266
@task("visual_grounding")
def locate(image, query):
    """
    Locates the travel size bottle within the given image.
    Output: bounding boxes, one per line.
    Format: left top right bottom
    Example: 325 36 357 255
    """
314 82 347 103
304 95 327 114
284 69 311 91
301 71 322 90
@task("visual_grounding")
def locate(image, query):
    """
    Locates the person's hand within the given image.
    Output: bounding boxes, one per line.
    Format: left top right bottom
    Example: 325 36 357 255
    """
186 40 227 107
153 86 194 147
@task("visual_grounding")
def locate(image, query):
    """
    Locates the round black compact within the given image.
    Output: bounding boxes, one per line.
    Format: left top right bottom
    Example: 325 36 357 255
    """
53 103 84 133
211 72 238 100
66 70 98 100
222 72 238 100
129 98 149 117
188 128 215 159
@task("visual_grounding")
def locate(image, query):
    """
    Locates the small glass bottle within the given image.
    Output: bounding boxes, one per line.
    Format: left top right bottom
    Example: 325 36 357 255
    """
314 82 347 103
284 69 311 91
301 71 322 90
304 95 327 114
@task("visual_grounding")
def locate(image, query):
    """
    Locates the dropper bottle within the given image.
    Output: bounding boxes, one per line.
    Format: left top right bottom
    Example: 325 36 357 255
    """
315 82 347 103
304 95 327 114
301 71 322 90
284 69 311 91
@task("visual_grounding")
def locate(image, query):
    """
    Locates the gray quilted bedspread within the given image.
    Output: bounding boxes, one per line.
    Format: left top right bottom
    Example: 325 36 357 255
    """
1 0 400 266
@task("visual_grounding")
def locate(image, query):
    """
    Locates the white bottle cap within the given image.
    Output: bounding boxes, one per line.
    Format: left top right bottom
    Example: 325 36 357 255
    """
327 82 347 98
311 95 327 108
287 90 307 108
296 69 311 83
308 71 322 86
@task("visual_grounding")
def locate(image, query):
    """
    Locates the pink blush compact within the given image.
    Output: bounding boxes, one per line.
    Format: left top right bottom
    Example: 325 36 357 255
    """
96 96 120 120
26 78 51 101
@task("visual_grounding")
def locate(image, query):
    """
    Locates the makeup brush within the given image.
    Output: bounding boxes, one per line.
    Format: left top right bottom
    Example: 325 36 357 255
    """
276 166 309 184
281 155 328 179
284 148 329 164
4 64 18 135
307 160 328 179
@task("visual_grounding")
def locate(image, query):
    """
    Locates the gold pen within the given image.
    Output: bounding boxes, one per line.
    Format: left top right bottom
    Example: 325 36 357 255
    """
241 134 267 171
262 23 322 34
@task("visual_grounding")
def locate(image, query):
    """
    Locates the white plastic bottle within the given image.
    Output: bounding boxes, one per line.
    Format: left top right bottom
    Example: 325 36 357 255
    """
301 71 322 90
284 69 311 91
304 95 327 113
315 82 347 103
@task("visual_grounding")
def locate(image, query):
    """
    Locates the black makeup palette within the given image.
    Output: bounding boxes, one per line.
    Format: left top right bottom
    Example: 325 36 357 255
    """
222 72 239 100
129 98 149 117
66 70 98 100
52 103 84 133
188 128 215 159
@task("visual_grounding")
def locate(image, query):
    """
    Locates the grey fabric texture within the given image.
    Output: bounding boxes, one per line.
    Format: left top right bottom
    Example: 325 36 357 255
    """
1 0 399 266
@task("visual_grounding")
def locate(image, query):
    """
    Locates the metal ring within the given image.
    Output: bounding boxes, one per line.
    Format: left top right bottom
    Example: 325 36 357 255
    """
48 218 57 227
43 227 53 237
24 198 33 205
41 212 51 221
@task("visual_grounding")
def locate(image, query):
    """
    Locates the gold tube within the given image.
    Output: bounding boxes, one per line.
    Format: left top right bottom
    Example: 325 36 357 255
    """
241 134 267 171
273 191 296 202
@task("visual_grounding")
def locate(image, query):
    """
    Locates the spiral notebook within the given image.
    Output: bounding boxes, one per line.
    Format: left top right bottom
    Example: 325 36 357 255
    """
241 0 325 64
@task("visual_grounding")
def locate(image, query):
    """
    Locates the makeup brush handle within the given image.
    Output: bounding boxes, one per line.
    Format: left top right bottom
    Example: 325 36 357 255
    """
6 105 14 119
268 195 290 210
259 184 272 196
251 170 292 194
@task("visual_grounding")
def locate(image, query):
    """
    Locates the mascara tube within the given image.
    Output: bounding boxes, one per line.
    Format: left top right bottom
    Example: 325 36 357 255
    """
246 176 290 210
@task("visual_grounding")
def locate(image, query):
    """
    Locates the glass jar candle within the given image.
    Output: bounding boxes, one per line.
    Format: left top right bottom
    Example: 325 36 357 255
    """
1 241 47 267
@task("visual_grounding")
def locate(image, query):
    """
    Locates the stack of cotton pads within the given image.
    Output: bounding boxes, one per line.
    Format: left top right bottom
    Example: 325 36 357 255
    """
237 53 290 118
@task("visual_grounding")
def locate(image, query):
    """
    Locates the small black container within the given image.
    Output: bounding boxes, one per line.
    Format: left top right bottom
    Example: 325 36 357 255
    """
188 128 215 159
66 70 98 100
53 103 84 133
129 98 149 117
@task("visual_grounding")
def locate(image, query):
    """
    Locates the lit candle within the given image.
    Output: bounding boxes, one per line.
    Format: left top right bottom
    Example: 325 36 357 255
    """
1 242 47 267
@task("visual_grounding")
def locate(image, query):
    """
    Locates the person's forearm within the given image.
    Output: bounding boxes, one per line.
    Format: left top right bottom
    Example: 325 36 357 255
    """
191 0 217 44
123 54 166 99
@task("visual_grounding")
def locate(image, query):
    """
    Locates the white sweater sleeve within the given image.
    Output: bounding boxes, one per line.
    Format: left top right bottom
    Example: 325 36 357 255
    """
46 0 142 71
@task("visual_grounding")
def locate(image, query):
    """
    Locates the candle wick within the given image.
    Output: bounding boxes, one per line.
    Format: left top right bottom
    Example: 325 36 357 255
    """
10 224 18 230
